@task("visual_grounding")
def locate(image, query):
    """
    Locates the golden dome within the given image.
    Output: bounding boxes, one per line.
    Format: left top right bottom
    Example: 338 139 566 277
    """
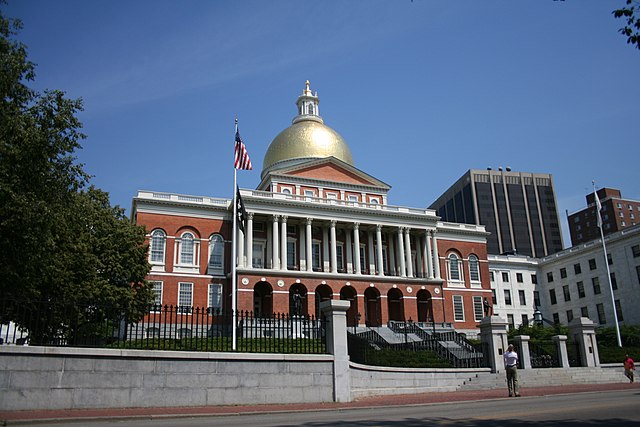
262 81 354 177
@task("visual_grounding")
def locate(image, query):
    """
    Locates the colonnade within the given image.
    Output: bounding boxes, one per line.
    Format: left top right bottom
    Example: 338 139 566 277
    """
237 213 442 280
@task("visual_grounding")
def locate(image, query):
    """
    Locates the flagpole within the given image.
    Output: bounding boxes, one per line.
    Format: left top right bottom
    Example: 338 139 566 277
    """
593 181 622 347
231 120 239 351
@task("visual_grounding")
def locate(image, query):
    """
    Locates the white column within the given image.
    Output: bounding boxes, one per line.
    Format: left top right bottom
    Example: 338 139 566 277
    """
322 225 330 272
345 230 353 274
376 225 384 276
367 230 375 275
388 233 396 276
306 218 313 272
330 220 338 273
280 216 288 271
237 228 245 268
299 223 306 271
272 215 280 270
432 231 441 279
353 223 361 275
246 213 253 269
415 234 422 278
423 230 431 279
404 228 413 278
397 227 406 277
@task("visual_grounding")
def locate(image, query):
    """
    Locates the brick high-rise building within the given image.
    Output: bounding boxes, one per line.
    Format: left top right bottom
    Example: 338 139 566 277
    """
568 188 640 246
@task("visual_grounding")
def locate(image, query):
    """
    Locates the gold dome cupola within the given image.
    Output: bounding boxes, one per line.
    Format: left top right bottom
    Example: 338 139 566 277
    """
261 81 354 179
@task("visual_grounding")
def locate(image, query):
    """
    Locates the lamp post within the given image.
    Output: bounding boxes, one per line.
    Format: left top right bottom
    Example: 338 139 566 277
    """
533 307 543 327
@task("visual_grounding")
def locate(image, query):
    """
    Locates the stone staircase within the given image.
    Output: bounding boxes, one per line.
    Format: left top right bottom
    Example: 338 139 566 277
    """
459 366 627 391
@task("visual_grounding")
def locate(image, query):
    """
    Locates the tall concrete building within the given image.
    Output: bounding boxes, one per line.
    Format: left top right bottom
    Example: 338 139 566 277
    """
568 187 640 246
429 169 564 258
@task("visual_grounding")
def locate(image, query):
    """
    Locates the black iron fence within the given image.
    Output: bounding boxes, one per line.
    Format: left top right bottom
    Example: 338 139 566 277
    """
0 299 327 354
527 340 559 368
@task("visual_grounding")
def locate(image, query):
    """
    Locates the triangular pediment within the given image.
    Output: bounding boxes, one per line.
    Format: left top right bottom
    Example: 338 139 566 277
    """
261 157 390 190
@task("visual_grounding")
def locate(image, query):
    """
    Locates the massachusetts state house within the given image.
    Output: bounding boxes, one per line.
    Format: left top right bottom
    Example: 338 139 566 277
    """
132 82 491 334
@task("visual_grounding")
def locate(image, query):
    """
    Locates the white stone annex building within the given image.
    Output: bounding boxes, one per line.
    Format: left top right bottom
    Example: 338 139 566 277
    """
131 81 492 334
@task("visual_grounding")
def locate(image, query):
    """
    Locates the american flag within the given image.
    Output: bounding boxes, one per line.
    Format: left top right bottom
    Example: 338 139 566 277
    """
594 189 603 228
234 128 252 170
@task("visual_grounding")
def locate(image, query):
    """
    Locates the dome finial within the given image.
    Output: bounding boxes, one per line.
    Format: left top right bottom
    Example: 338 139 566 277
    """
304 80 312 96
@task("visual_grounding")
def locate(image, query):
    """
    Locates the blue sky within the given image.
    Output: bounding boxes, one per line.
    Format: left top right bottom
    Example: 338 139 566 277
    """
6 1 640 248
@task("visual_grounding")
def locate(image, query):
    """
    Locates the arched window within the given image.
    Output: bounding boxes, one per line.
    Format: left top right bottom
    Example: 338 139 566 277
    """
448 253 461 282
179 232 196 265
469 255 480 282
149 229 166 264
209 234 224 272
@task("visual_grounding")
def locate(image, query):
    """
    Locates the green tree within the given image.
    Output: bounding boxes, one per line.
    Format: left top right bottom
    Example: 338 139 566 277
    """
0 6 153 343
613 0 640 51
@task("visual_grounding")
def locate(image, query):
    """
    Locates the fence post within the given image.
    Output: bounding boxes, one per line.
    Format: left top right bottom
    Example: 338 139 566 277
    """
568 317 600 367
479 316 509 373
320 300 351 403
552 335 570 368
513 335 531 369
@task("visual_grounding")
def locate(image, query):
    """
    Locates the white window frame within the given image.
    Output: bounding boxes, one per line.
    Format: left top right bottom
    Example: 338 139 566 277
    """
447 253 463 284
336 243 344 271
176 231 200 267
208 234 224 274
208 283 222 311
150 281 163 312
149 229 166 265
473 296 483 321
178 282 193 314
468 254 480 283
453 295 464 322
312 240 322 271
304 190 315 201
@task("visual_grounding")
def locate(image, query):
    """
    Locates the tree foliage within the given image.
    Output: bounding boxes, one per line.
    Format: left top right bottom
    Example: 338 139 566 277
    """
0 6 153 341
613 0 640 50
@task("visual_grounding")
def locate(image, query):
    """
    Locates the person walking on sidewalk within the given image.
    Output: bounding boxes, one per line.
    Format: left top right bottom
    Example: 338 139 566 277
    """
624 354 635 383
504 344 520 397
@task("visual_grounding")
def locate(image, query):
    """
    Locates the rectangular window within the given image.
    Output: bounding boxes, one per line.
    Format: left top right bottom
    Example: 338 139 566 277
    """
518 290 526 306
208 283 222 310
607 253 613 265
491 289 497 305
610 272 617 290
549 289 557 305
502 272 509 282
566 309 574 323
359 244 367 273
504 289 512 305
473 296 483 321
287 240 296 269
531 274 537 284
632 245 640 258
577 281 585 298
178 282 193 314
560 268 567 279
596 303 606 325
521 314 529 327
304 190 315 201
574 263 582 274
507 314 515 330
581 306 589 318
516 273 523 283
592 277 601 295
490 271 495 282
336 244 344 272
552 313 560 324
563 285 571 302
589 258 597 270
151 281 163 311
615 300 624 321
453 295 464 321
533 290 540 307
312 242 322 271
547 272 554 283
252 242 265 268
637 265 640 284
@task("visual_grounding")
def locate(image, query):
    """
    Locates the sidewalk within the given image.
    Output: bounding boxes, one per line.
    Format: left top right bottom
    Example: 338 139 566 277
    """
1 382 638 424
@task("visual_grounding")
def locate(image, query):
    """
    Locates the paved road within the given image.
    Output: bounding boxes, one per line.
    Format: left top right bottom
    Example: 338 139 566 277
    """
13 388 640 427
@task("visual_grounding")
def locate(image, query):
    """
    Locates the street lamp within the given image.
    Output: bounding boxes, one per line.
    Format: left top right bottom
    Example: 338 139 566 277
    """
533 307 543 327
